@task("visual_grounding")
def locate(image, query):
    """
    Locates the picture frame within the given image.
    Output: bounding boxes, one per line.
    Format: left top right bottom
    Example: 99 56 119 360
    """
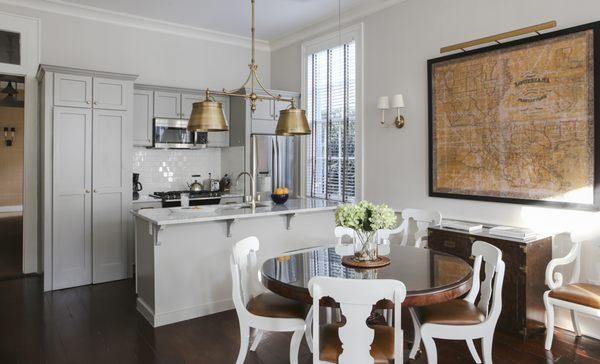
428 21 600 211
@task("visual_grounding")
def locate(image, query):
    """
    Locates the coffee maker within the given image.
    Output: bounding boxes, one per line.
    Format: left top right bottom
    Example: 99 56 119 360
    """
133 173 143 200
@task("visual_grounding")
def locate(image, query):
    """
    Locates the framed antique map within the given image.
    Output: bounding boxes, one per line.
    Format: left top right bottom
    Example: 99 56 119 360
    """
428 22 600 210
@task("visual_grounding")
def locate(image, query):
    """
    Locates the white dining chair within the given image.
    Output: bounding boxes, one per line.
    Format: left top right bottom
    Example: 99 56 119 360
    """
378 208 442 248
230 236 307 364
544 240 600 350
410 240 505 364
309 276 407 364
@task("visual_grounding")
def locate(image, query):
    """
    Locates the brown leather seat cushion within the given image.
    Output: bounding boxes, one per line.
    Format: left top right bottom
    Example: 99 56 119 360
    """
246 293 308 319
549 283 600 309
420 299 485 325
319 323 394 363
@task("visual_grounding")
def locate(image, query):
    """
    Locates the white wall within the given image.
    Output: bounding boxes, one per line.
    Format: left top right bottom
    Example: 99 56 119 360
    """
0 2 270 91
271 0 600 337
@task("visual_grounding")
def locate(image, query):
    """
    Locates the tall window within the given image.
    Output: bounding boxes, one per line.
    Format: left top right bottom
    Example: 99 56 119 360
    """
305 40 356 202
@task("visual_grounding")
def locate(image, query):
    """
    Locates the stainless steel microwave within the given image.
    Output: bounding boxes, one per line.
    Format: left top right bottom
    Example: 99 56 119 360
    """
153 118 207 149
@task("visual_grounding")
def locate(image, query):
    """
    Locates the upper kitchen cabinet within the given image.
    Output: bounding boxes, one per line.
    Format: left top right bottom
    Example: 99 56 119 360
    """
229 88 300 146
92 77 132 110
133 89 154 146
53 69 135 110
207 95 230 147
53 73 93 108
134 85 231 147
154 91 181 118
181 93 203 119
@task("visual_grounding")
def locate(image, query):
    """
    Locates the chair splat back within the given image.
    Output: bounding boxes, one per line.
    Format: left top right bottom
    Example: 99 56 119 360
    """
231 236 262 307
379 209 442 247
471 240 503 317
309 277 406 364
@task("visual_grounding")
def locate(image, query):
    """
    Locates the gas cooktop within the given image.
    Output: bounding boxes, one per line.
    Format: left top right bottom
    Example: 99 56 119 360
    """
150 190 222 201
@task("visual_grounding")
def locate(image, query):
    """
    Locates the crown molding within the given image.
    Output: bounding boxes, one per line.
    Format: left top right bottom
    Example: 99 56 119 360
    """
0 0 271 52
270 0 407 51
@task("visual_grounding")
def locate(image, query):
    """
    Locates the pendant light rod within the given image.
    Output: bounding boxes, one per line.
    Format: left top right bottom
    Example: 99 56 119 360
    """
201 0 295 111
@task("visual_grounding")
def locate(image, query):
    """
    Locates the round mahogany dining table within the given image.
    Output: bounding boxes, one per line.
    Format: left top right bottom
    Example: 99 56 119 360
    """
261 245 473 308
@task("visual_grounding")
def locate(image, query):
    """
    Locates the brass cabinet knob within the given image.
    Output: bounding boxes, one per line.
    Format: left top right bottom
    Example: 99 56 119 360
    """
86 101 91 105
85 190 90 193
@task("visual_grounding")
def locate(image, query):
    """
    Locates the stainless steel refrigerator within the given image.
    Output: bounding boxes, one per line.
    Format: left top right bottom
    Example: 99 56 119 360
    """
253 134 298 201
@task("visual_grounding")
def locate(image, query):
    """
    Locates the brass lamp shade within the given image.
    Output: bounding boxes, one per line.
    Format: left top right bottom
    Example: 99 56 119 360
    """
275 107 311 135
187 100 229 132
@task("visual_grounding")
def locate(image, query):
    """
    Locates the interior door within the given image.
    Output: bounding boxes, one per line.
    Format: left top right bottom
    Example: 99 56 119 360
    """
154 91 181 118
52 107 93 289
93 77 131 110
92 109 129 283
53 73 93 108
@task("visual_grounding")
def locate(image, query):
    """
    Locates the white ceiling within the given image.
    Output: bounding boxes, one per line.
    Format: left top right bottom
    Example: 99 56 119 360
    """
53 0 384 41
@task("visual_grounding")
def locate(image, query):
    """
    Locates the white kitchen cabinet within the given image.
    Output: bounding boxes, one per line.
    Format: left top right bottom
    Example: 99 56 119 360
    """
93 77 131 110
154 91 181 118
207 95 230 147
92 109 129 284
38 65 136 292
181 93 203 119
53 73 93 108
52 107 93 289
133 89 153 146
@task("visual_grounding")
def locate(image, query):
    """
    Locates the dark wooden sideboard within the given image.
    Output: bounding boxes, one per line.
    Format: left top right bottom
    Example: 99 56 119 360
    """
428 224 552 339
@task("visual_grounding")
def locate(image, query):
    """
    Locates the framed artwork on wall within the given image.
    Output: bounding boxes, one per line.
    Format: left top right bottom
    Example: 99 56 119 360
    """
428 21 600 210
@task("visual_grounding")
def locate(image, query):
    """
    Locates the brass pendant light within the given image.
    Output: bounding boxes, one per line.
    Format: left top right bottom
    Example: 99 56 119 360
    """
187 93 229 132
188 0 310 136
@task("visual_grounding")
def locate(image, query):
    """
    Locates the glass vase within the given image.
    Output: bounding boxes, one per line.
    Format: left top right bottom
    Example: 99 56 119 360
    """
353 230 379 262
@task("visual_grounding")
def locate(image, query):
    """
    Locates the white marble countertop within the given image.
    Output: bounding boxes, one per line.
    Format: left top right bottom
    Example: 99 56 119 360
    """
132 194 162 204
131 197 339 226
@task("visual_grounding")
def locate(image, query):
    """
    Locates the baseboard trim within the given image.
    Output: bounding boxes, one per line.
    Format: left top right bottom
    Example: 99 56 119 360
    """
0 205 23 212
136 297 234 327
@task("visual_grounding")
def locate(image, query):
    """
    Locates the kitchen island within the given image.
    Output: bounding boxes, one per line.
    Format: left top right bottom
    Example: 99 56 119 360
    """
131 198 338 327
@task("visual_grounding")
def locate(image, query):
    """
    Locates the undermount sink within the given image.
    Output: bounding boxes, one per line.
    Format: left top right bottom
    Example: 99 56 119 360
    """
222 202 271 210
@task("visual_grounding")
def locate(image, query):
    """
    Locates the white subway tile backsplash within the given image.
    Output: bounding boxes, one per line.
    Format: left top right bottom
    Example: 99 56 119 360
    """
132 147 221 193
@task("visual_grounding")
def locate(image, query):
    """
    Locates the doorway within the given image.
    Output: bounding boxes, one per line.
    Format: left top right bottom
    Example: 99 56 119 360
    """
0 74 24 279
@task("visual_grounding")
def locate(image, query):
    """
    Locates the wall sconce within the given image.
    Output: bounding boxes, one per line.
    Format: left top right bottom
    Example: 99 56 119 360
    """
4 127 15 146
377 94 405 128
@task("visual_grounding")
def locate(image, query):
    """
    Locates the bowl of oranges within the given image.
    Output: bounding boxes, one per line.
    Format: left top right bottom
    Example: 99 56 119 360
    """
271 187 289 205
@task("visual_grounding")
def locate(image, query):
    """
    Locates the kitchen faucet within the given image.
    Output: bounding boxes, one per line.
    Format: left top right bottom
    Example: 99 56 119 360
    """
235 134 259 209
235 171 256 209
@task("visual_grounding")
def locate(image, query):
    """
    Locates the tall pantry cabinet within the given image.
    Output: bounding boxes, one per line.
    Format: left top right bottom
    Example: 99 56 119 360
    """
38 65 138 291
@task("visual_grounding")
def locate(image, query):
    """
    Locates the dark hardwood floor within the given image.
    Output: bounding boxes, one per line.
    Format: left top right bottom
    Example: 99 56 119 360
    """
1 276 598 363
0 213 22 279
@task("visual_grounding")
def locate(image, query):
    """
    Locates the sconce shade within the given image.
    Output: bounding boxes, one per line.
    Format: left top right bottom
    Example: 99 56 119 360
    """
187 100 229 132
276 107 311 135
391 94 405 108
377 96 389 109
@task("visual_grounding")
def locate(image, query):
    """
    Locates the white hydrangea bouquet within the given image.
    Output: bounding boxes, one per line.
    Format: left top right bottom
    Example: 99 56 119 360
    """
335 200 397 262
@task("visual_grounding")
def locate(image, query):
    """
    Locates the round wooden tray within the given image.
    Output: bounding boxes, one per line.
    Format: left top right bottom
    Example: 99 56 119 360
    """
341 255 391 269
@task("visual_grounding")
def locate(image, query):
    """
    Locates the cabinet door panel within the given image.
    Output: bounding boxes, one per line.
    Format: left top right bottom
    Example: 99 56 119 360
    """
92 109 128 283
93 77 131 110
154 91 181 118
54 73 92 108
52 107 92 289
253 98 274 120
133 89 153 146
181 93 203 119
207 95 230 147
